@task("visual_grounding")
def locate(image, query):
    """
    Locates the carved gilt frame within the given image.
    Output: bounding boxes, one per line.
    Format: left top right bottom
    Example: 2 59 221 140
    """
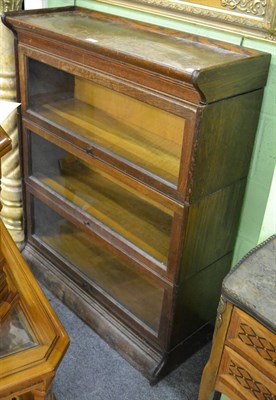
95 0 276 41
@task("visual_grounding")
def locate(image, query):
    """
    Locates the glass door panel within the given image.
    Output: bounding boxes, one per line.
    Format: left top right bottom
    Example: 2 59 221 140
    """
27 58 185 185
30 132 173 265
33 197 164 333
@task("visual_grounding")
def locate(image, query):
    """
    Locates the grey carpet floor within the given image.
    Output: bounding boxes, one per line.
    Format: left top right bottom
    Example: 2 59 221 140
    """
42 286 211 400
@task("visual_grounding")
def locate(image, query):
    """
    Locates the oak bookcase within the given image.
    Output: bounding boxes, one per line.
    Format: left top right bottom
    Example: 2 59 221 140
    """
3 6 270 382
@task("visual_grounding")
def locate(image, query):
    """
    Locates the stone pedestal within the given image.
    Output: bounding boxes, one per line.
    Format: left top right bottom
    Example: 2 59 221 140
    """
0 0 24 248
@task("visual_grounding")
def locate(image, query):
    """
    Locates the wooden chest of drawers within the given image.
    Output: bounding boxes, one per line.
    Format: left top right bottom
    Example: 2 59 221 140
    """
3 6 271 382
199 236 276 399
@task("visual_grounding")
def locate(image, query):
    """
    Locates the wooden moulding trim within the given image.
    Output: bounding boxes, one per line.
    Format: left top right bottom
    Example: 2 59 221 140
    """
16 36 201 105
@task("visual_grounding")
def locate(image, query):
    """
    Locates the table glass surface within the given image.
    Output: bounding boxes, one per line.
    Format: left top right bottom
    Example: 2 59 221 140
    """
0 305 37 357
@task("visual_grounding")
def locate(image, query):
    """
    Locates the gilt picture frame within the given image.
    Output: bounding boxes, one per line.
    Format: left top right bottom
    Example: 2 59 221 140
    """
95 0 276 41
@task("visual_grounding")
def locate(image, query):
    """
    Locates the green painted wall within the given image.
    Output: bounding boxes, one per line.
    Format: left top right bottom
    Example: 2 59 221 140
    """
47 0 74 6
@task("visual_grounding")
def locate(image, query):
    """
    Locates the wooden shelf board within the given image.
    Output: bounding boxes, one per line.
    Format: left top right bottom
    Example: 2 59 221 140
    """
32 97 182 184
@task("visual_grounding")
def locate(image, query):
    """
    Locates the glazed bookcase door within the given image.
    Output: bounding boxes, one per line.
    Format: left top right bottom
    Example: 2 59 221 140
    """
19 52 197 201
27 130 174 267
22 124 185 279
26 193 173 346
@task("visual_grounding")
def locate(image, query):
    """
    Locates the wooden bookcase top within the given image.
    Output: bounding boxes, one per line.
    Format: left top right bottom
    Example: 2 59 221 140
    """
3 6 271 104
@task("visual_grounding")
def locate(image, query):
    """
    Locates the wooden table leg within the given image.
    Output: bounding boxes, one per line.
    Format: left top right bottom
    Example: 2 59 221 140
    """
32 390 55 400
32 377 55 400
198 298 233 400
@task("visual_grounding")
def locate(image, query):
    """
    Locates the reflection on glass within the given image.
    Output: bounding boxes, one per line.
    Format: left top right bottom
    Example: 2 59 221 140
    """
30 132 173 265
33 198 164 332
27 58 185 185
0 306 37 357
